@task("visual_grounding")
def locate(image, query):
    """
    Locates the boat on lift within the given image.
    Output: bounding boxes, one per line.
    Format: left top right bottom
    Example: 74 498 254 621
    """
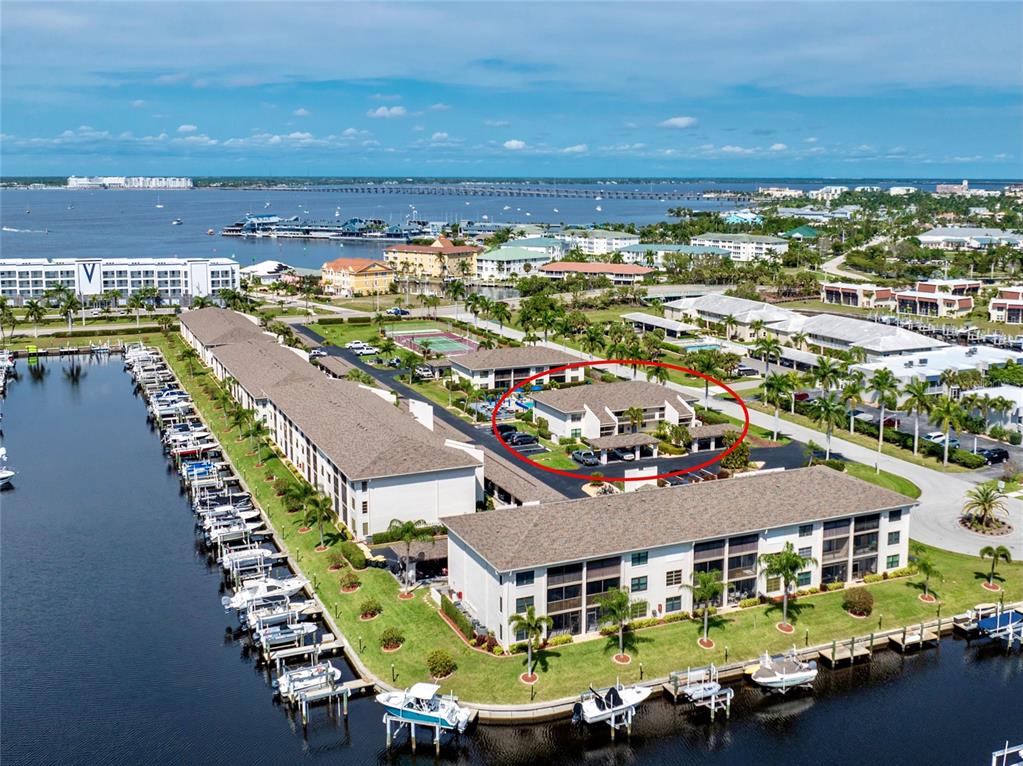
222 576 309 611
0 447 15 489
376 683 472 733
572 683 651 725
275 661 343 702
749 649 818 693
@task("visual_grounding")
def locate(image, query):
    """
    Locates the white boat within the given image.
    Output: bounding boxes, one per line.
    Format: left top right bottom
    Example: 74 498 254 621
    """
254 621 318 646
573 683 651 725
677 664 721 701
377 683 472 733
0 447 14 489
171 218 183 225
750 650 818 693
222 576 309 611
275 661 343 701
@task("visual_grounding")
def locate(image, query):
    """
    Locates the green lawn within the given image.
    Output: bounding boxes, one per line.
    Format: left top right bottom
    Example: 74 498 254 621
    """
157 334 1021 705
844 462 922 499
308 319 447 349
2 330 167 350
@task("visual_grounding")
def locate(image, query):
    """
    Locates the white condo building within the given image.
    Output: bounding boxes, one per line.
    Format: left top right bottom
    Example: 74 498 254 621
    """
553 228 641 256
0 257 239 304
689 233 789 262
66 176 194 189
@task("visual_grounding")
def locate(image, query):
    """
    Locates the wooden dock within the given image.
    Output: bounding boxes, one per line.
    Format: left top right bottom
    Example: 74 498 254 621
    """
818 637 873 667
889 628 939 652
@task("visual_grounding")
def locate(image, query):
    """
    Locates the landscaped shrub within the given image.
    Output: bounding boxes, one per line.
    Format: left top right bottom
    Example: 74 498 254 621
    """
346 316 371 324
359 597 383 618
658 441 687 455
558 437 576 446
380 627 405 650
862 573 885 583
441 594 476 640
340 541 366 569
813 458 847 472
663 611 690 623
370 523 445 544
600 373 617 383
327 552 346 571
535 416 551 439
826 581 845 592
890 566 917 578
426 649 457 678
695 407 731 425
340 570 361 591
950 449 988 469
315 316 346 325
509 642 527 654
739 597 761 609
515 409 534 423
842 587 874 616
1011 432 1022 446
629 617 662 630
989 424 1008 442
491 645 504 656
547 633 573 647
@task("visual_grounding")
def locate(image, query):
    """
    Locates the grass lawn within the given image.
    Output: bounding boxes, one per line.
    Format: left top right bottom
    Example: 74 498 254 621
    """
3 330 167 350
844 462 922 499
307 319 447 349
155 332 1021 705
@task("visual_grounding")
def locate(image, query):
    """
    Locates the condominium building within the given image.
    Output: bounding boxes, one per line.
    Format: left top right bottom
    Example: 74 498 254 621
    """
916 227 1023 251
506 237 566 259
757 187 805 199
894 279 977 318
66 176 193 189
444 466 914 647
553 228 641 256
179 308 483 539
450 346 585 390
383 237 482 280
530 380 697 441
808 185 849 201
538 261 653 285
320 257 395 297
989 287 1023 324
0 257 239 304
475 247 554 280
820 282 894 309
888 186 918 196
851 345 1023 399
617 243 730 269
689 233 788 263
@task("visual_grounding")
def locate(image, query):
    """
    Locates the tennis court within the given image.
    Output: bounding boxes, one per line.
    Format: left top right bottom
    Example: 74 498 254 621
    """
389 328 479 356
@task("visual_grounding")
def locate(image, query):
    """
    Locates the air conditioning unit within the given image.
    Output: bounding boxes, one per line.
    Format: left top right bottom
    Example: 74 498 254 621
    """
918 358 928 365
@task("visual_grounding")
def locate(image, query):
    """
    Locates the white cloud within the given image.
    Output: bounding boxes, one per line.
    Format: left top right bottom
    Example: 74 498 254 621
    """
805 136 818 143
658 116 698 129
721 145 755 155
769 143 788 152
429 103 451 111
371 93 401 101
502 139 526 151
562 143 588 154
177 124 197 133
131 99 146 108
367 106 407 119
484 119 509 127
293 107 311 117
431 132 449 141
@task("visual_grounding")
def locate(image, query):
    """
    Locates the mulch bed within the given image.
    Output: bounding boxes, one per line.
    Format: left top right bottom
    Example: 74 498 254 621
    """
698 638 715 650
520 673 539 685
982 582 1003 592
397 592 415 601
358 613 381 622
340 585 360 594
298 526 311 534
846 610 869 619
918 594 937 603
775 622 796 634
381 644 403 654
959 519 1014 537
314 545 328 552
612 654 632 665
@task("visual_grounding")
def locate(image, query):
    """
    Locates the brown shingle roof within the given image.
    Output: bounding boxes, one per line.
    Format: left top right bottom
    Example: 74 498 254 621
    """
213 338 317 398
451 346 583 372
442 466 916 571
531 380 694 414
588 433 660 450
690 424 737 440
180 308 264 347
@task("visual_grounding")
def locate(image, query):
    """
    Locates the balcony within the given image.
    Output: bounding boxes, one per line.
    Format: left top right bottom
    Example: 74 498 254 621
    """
546 597 582 613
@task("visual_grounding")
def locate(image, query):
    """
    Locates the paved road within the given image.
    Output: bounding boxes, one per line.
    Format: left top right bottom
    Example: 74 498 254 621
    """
821 254 864 281
457 311 1023 558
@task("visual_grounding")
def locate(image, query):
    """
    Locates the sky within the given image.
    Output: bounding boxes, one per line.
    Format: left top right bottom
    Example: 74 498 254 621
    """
1 1 1021 178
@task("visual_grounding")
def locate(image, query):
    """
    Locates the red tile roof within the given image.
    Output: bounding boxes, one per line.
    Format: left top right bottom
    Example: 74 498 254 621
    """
384 236 482 255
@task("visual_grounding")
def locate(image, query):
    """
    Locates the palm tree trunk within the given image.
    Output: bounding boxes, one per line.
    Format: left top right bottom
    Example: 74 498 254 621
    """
774 405 780 441
703 605 709 640
877 404 885 455
826 429 832 460
618 626 624 657
527 643 533 678
913 414 919 455
782 588 789 625
318 517 325 549
790 394 795 415
849 412 855 435
943 429 950 465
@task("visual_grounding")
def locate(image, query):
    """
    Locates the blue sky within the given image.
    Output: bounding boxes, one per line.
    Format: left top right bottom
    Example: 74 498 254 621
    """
1 2 1021 178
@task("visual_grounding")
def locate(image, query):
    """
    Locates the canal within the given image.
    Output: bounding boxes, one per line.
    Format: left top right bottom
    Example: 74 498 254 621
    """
1 356 1020 765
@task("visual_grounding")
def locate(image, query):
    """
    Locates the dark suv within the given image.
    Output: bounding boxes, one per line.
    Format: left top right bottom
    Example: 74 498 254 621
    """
977 447 1011 465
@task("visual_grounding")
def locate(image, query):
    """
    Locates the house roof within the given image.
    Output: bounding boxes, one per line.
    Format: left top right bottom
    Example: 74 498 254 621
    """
539 262 654 275
384 236 482 255
773 313 945 353
559 228 641 239
589 432 660 450
621 312 699 334
213 338 317 397
442 466 916 572
478 247 554 263
619 243 730 255
666 295 792 324
451 345 583 372
782 225 819 239
322 257 394 274
531 380 693 414
179 308 265 347
508 237 563 248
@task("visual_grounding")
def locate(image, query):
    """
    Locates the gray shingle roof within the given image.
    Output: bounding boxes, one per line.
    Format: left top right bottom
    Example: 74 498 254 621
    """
452 346 583 372
442 466 916 571
588 432 660 449
214 338 316 397
180 308 263 347
531 380 693 414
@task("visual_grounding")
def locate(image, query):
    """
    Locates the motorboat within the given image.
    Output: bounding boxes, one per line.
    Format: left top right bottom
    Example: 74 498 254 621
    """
749 649 818 693
275 661 343 702
0 447 14 489
171 218 183 225
222 576 309 611
573 683 651 725
254 621 318 647
676 664 721 701
243 600 315 629
376 683 472 733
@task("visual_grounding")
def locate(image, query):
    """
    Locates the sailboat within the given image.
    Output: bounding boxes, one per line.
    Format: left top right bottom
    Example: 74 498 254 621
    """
155 194 164 209
376 683 472 732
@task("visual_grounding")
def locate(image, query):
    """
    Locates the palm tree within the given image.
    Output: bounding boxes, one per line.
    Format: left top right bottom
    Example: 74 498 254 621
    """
645 364 669 384
23 299 45 337
902 378 933 455
722 314 738 341
127 293 146 327
939 367 960 398
178 347 200 377
594 587 633 661
979 545 1012 586
790 331 808 350
962 484 1009 530
387 519 435 593
689 351 724 405
931 395 963 466
753 336 782 375
759 542 817 628
580 325 604 356
304 494 334 550
190 295 214 309
813 356 842 392
809 392 845 459
869 368 900 457
491 301 511 332
911 543 939 600
841 378 864 435
284 480 315 514
59 294 82 333
749 318 766 340
763 372 792 441
622 406 645 433
681 569 724 644
246 418 270 464
508 605 553 680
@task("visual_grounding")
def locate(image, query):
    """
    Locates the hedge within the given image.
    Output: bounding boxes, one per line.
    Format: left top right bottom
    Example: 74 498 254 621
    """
441 594 476 640
340 540 367 569
315 316 346 325
42 324 177 339
346 316 372 324
370 524 446 544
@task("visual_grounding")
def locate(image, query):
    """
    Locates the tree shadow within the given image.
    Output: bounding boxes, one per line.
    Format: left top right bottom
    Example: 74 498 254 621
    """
532 648 562 675
600 627 655 658
322 529 346 547
763 598 816 625
905 579 941 601
973 570 1006 586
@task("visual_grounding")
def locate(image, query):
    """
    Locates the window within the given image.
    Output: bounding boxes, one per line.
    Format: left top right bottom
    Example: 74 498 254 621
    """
630 576 648 593
665 569 683 587
798 547 812 559
515 628 527 642
888 531 901 546
631 551 648 567
515 596 534 614
797 571 812 587
886 554 900 569
630 601 648 619
570 428 582 439
799 524 814 538
665 595 682 613
516 571 534 587
499 597 502 613
361 501 368 513
889 509 902 523
766 576 781 592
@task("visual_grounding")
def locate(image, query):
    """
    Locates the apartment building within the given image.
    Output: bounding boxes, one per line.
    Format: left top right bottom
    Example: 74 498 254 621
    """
320 257 395 297
383 237 482 280
539 261 653 285
450 346 585 390
893 279 979 318
444 466 914 647
916 228 1023 251
617 243 730 269
554 228 641 256
989 287 1023 324
475 247 554 280
689 233 789 263
820 282 895 309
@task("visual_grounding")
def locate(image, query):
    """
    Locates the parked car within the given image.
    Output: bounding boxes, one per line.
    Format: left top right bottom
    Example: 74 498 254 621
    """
496 424 518 436
977 447 1010 465
880 415 901 428
507 432 538 446
386 307 410 316
571 449 600 466
736 365 760 377
345 340 368 350
308 348 327 358
924 432 960 449
608 447 637 462
793 391 812 402
414 366 434 379
387 356 402 368
355 345 380 356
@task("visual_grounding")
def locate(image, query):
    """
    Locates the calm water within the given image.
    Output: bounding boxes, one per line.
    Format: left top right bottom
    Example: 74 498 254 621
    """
1 356 1020 765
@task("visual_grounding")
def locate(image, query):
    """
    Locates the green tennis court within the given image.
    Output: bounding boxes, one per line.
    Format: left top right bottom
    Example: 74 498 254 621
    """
390 329 478 356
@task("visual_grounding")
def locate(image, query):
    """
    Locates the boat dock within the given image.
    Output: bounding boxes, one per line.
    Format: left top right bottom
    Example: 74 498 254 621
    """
889 625 940 652
817 636 873 667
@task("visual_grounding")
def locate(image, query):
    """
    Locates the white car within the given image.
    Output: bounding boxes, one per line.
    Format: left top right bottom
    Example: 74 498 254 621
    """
309 349 327 358
355 346 380 356
345 340 367 350
414 366 434 379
